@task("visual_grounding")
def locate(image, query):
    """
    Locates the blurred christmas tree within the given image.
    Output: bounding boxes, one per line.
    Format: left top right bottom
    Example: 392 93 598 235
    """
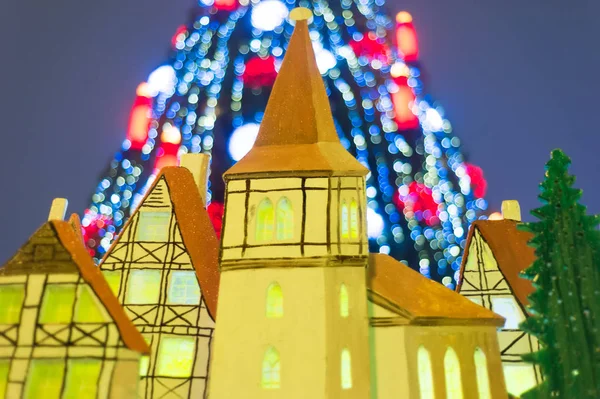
84 0 488 286
519 149 600 398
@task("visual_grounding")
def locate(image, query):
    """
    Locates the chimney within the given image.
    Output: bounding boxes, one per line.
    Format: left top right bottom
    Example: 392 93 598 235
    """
501 200 521 222
180 153 210 206
48 198 69 221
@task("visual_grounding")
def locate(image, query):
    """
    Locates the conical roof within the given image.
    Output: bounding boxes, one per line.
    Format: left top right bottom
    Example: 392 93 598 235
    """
224 11 367 179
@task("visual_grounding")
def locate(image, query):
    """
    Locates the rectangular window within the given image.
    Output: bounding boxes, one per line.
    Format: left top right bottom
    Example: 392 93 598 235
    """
137 212 171 242
74 286 105 323
168 271 201 305
126 270 162 304
492 297 524 329
0 285 25 324
102 270 122 297
24 360 65 399
0 360 9 399
156 336 196 377
62 359 102 398
39 285 76 324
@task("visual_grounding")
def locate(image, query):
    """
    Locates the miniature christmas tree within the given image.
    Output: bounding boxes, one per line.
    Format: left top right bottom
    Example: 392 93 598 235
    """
519 149 600 398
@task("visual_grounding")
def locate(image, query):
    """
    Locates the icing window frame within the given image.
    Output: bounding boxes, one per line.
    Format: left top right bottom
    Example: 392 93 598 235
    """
126 270 162 305
167 271 201 305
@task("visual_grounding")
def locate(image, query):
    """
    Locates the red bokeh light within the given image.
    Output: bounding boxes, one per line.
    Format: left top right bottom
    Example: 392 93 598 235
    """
242 56 278 88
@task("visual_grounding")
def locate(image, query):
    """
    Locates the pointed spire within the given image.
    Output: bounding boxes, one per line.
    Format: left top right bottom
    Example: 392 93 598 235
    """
224 8 367 178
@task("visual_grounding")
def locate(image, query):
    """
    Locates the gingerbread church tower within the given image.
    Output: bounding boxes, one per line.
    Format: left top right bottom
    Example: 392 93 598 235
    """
208 8 371 398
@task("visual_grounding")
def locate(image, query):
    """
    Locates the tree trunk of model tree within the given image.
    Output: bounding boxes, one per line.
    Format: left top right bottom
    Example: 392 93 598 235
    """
518 149 600 398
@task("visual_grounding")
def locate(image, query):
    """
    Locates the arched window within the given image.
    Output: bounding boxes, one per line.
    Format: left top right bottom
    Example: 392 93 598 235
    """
276 197 294 240
340 284 349 318
350 200 358 238
256 198 275 241
341 349 352 389
474 348 491 399
444 347 463 399
266 283 283 318
417 346 435 399
262 347 280 389
341 201 349 238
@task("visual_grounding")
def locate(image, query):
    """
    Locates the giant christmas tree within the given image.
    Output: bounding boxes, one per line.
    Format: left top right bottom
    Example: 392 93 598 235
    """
83 0 488 286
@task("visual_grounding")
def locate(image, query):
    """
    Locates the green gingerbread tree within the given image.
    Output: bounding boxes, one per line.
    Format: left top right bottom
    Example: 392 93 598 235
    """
518 149 600 398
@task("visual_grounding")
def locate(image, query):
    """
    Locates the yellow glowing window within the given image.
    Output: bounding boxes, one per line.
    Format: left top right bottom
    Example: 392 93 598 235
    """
24 360 65 399
340 284 349 318
492 297 524 329
417 346 434 399
39 284 76 324
341 349 352 389
444 347 463 399
262 347 280 389
256 198 275 241
0 360 9 399
503 364 538 397
102 270 122 297
126 270 161 304
276 197 294 240
350 199 358 238
474 348 491 399
0 285 25 324
137 211 171 241
266 283 283 318
168 271 201 305
74 286 105 323
341 202 349 238
62 359 102 398
156 336 196 377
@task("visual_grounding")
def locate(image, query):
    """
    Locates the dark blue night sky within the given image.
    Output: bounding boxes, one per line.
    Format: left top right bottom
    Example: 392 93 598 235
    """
1 0 599 263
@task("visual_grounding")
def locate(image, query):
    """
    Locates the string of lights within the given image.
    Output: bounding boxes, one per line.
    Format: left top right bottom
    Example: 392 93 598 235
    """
84 0 488 287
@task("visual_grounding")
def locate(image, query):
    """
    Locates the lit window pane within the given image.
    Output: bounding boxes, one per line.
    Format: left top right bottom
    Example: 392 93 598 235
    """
503 364 538 397
256 198 275 241
262 347 280 389
74 286 105 323
340 284 349 318
39 285 76 324
474 348 491 399
266 283 283 318
0 285 25 324
25 360 65 399
126 270 162 304
137 212 170 241
341 349 352 389
102 271 122 297
492 297 524 329
350 200 358 238
62 359 102 399
0 360 9 399
341 202 349 238
417 346 434 399
444 347 463 399
168 271 201 305
276 197 294 240
156 336 196 377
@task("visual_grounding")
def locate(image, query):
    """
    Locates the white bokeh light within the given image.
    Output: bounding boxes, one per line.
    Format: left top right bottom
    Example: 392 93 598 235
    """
251 0 289 31
367 208 384 239
229 123 260 161
147 65 177 97
424 108 444 131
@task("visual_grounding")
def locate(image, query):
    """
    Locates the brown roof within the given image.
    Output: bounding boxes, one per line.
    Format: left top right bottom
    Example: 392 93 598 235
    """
224 19 367 179
102 167 220 320
457 219 535 308
1 220 149 354
368 254 504 326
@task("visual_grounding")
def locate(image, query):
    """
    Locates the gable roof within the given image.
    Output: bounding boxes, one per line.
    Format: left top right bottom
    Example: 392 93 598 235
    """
368 254 504 326
1 220 149 354
102 167 220 319
224 19 367 179
457 219 535 307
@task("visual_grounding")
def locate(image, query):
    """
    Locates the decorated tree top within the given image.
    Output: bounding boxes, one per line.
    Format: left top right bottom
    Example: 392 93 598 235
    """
519 149 600 398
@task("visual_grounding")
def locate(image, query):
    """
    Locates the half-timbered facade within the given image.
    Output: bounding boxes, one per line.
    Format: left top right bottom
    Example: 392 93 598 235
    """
0 200 149 399
99 158 220 399
457 200 541 397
